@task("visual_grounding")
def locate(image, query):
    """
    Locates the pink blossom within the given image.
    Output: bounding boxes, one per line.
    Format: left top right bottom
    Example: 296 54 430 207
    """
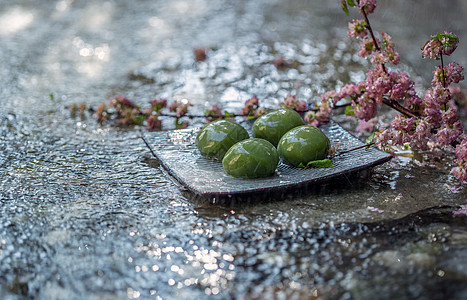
338 83 362 101
147 115 161 130
353 93 378 121
304 99 332 126
369 51 386 65
381 32 400 65
387 72 416 102
423 86 450 125
304 111 319 127
365 67 391 104
150 98 167 112
451 166 467 182
272 56 291 69
169 102 192 118
453 205 467 216
451 138 467 182
390 114 415 132
359 0 377 14
204 105 223 121
369 33 400 66
441 107 460 126
254 107 269 118
451 136 467 182
432 62 464 87
409 119 432 150
422 32 459 59
445 62 465 85
455 138 467 161
422 39 443 59
315 99 333 123
348 19 368 39
425 85 450 105
435 121 463 145
241 95 259 116
321 90 339 105
280 94 307 111
440 31 459 56
358 38 377 57
356 118 378 133
110 96 140 114
391 130 407 145
375 128 393 150
367 206 384 213
404 95 423 113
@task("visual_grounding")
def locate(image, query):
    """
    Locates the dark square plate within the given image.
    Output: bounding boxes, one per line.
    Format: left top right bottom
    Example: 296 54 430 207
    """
142 121 392 197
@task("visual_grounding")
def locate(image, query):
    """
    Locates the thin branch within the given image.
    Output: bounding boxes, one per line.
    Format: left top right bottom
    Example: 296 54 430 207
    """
335 142 376 157
440 53 446 88
382 97 419 119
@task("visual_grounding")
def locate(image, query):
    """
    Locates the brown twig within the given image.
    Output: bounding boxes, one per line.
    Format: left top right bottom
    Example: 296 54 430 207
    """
335 142 376 157
382 97 419 119
440 53 446 88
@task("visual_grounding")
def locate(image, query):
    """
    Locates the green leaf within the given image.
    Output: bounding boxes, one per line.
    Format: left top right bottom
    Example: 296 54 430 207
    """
365 132 375 145
344 105 354 116
347 0 357 7
224 111 233 117
49 93 54 101
341 0 349 16
134 115 145 125
431 32 459 44
298 159 334 169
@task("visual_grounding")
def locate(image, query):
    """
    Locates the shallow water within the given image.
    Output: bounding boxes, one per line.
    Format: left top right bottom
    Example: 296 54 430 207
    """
1 1 467 299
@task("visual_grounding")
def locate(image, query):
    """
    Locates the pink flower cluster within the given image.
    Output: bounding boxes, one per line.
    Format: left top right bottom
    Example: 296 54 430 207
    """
432 62 464 87
280 94 307 111
108 96 142 125
204 104 223 121
451 139 467 182
241 95 260 116
422 32 459 59
359 0 377 14
304 99 332 126
348 19 367 39
328 0 467 183
109 96 140 114
453 204 467 216
372 32 400 65
169 102 192 118
150 98 167 112
147 115 161 130
145 99 167 130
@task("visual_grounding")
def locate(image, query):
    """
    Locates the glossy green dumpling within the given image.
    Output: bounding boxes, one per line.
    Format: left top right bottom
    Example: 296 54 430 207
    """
252 108 305 147
222 138 279 178
277 125 330 167
196 120 249 160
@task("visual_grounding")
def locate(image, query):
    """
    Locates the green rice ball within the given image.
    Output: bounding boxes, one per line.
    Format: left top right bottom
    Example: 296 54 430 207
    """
252 108 305 147
222 138 278 178
195 120 249 160
277 125 330 167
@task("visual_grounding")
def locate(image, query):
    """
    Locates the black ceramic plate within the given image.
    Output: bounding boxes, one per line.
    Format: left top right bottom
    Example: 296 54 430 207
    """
142 121 392 197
